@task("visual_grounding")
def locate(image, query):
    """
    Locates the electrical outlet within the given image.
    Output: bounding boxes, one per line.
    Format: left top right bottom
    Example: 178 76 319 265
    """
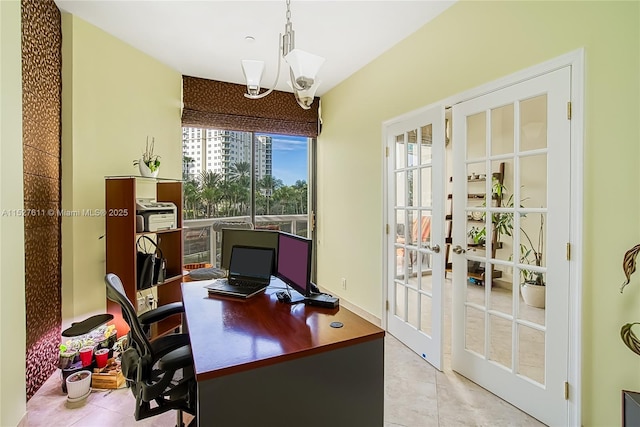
146 294 155 309
341 278 347 290
137 296 146 312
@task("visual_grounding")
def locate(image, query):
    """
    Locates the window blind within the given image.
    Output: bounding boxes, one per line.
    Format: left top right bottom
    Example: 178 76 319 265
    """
182 76 320 137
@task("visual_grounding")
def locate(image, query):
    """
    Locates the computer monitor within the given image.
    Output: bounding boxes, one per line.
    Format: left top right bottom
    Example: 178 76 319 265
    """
276 232 312 302
220 229 279 273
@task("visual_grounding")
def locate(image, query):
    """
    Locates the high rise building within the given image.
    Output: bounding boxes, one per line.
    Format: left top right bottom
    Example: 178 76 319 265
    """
182 128 272 181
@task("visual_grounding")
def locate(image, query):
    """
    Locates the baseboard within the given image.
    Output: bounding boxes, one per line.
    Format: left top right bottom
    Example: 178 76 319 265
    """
316 285 382 328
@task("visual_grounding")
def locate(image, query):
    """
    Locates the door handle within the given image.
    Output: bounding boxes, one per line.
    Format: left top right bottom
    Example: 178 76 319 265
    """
452 245 465 254
426 244 440 253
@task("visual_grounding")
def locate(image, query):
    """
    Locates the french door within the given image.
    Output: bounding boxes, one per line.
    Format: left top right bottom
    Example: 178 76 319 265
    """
386 106 446 370
451 67 571 426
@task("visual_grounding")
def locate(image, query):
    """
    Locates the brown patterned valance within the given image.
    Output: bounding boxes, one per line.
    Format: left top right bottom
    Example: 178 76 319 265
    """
182 76 319 137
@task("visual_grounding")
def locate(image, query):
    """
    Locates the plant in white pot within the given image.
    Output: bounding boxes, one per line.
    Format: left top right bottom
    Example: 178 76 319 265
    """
519 215 545 308
133 137 161 177
66 370 92 400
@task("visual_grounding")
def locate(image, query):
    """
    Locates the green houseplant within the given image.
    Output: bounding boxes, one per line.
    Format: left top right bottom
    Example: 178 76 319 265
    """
467 226 486 245
133 137 161 177
519 215 544 285
481 179 546 307
620 244 640 357
518 214 545 308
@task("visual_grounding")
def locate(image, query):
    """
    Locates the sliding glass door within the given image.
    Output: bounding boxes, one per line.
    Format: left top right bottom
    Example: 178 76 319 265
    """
182 128 313 269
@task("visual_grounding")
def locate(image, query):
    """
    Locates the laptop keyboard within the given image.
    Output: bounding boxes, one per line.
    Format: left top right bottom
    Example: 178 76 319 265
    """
232 280 263 288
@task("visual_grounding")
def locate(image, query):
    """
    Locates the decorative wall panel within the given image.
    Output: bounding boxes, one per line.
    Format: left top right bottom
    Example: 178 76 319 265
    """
21 0 62 399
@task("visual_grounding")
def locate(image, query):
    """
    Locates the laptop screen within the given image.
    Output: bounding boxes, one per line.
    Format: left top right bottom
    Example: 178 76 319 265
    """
229 246 274 283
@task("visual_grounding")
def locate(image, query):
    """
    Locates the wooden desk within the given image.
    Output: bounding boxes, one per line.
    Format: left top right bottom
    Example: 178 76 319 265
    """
181 280 385 427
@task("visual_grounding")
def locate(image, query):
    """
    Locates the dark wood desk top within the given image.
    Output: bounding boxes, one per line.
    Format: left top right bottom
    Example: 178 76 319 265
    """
181 280 385 381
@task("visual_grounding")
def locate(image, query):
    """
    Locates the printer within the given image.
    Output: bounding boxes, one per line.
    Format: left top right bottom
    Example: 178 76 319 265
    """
136 198 177 232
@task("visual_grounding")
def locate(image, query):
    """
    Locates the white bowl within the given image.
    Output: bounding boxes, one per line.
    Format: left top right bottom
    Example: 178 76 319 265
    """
66 370 92 399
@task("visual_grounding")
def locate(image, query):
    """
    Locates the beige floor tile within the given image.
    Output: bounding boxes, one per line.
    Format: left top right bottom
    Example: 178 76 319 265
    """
26 328 543 427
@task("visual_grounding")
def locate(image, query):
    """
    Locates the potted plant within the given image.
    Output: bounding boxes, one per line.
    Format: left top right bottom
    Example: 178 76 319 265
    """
65 370 92 400
519 215 545 308
467 178 506 247
58 344 78 370
467 226 486 246
133 137 161 177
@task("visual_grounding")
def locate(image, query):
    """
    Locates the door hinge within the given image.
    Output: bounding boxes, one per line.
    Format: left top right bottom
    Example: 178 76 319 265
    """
386 300 389 311
385 147 389 157
566 243 571 261
386 224 389 234
310 211 316 232
567 101 572 120
564 381 569 400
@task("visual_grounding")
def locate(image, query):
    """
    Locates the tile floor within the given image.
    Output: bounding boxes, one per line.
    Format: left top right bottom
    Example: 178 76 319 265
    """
22 332 544 427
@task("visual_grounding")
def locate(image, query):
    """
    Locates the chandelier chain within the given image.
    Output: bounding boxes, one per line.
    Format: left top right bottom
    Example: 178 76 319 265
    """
286 0 291 24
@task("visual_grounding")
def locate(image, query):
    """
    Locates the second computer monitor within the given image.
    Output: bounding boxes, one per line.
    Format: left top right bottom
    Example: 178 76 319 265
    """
220 229 279 273
276 232 312 298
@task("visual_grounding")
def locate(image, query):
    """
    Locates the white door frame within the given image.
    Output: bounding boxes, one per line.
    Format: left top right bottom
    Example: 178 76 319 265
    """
381 48 583 425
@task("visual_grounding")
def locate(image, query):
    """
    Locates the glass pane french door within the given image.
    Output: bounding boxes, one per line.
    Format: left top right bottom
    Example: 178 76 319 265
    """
386 106 445 370
451 67 571 426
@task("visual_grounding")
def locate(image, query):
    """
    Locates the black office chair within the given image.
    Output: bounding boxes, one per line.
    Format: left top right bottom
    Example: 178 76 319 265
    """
105 273 196 427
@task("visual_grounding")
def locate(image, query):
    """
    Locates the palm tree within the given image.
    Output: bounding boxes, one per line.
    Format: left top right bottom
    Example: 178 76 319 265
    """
183 179 200 219
258 175 282 214
229 162 251 186
273 186 296 214
291 180 308 214
198 171 222 218
182 155 195 181
227 162 251 214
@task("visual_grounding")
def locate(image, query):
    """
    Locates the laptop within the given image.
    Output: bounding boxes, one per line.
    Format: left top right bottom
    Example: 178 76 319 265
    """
205 245 274 299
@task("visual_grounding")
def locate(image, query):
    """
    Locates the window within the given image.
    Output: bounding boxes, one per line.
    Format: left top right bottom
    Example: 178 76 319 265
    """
182 128 312 269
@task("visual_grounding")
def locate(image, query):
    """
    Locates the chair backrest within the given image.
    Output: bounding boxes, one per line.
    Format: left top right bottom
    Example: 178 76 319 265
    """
212 220 253 232
105 273 153 359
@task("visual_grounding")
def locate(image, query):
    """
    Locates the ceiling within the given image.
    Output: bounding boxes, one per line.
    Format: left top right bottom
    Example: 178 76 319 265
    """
54 1 455 96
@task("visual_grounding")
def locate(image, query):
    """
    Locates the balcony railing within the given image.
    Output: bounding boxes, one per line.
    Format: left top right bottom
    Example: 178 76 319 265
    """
183 214 309 267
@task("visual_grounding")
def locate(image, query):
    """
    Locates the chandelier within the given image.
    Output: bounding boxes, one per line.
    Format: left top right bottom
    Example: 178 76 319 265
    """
241 0 325 110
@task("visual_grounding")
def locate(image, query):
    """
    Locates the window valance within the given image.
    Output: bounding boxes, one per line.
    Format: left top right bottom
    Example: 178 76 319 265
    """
181 76 320 137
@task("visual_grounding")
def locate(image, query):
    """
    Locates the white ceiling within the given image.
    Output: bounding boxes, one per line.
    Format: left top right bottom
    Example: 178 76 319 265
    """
54 0 455 96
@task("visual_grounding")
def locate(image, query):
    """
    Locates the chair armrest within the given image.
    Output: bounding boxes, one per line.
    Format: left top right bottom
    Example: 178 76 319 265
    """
137 302 184 326
151 333 191 359
158 345 193 372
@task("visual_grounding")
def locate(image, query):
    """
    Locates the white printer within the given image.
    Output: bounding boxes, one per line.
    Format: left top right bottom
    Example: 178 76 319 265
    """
136 198 177 232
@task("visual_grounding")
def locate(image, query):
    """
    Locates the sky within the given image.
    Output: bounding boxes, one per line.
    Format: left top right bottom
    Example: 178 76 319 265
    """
258 133 308 186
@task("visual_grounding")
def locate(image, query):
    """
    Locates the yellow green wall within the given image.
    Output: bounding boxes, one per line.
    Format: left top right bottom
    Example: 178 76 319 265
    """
318 1 640 425
0 2 27 424
60 14 183 328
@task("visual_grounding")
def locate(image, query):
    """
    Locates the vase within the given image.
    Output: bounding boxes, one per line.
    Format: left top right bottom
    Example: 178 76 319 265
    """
138 160 159 178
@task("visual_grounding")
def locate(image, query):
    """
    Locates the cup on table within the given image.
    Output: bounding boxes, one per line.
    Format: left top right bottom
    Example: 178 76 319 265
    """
94 348 109 369
79 346 93 367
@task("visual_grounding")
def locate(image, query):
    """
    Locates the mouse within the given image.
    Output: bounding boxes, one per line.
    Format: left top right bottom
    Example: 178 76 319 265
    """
276 291 291 303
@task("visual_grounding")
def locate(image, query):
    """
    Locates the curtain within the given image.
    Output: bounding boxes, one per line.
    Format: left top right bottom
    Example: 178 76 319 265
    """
182 76 320 137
